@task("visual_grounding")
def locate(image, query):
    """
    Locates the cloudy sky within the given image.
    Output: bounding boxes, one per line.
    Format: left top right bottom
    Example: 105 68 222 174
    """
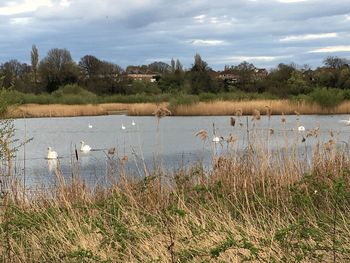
0 0 350 70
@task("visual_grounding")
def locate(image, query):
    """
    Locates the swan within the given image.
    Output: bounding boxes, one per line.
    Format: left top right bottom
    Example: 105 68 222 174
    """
121 124 126 130
47 147 58 159
88 123 92 129
298 126 305 132
80 141 91 152
212 136 224 143
131 120 136 126
339 118 350 126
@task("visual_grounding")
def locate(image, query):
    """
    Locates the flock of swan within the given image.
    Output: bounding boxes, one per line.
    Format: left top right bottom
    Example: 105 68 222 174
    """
47 117 350 158
47 121 136 160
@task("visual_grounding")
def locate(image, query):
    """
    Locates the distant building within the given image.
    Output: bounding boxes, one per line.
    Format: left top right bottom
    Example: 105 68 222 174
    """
253 68 268 80
218 72 240 83
217 68 268 83
128 73 158 82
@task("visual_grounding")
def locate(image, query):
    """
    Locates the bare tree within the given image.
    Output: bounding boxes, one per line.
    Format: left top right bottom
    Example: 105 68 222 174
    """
31 45 39 83
39 48 79 92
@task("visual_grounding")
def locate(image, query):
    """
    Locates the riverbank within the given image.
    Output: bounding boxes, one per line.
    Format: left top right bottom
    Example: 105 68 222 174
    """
8 99 350 118
1 139 350 262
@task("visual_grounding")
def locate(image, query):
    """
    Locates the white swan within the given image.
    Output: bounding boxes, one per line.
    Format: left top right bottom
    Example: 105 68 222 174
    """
298 126 305 132
121 124 126 130
212 136 224 143
339 118 350 126
88 123 92 129
47 147 58 159
131 120 136 126
80 141 91 152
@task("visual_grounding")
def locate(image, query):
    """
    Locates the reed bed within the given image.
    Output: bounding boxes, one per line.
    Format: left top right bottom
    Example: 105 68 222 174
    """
1 119 350 262
8 100 350 118
171 100 350 116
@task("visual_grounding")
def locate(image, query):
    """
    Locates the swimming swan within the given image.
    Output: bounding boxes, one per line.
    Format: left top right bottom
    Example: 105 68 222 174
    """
80 141 92 152
47 147 58 159
121 124 126 130
298 126 305 132
212 136 224 143
339 118 350 126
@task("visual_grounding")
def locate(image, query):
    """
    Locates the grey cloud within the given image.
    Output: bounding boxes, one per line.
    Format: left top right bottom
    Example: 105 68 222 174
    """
0 0 349 69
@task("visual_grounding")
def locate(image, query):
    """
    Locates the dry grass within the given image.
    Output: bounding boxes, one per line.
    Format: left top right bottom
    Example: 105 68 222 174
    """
8 100 350 118
171 100 350 116
1 126 350 262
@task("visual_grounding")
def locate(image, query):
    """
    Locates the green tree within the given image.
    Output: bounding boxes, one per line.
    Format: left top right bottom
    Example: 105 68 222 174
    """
287 71 311 95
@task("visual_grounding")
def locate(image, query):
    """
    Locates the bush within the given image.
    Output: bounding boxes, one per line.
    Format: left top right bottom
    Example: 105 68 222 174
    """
308 87 344 108
52 84 97 104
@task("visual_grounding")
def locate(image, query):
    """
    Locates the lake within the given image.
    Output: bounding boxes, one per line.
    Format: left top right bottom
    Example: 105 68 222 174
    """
8 114 350 192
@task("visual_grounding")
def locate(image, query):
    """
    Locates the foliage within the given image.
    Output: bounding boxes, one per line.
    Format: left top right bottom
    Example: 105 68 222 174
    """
308 87 344 108
1 47 350 102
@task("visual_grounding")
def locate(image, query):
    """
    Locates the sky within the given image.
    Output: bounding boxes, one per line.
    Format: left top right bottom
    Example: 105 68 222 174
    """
0 0 350 70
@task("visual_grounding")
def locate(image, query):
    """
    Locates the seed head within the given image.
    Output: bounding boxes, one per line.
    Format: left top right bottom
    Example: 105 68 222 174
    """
252 109 261 121
230 117 236 127
234 108 243 116
153 106 171 119
195 129 208 141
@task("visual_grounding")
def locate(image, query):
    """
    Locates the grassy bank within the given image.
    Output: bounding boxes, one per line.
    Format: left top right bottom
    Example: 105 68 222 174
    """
8 99 350 118
1 131 350 262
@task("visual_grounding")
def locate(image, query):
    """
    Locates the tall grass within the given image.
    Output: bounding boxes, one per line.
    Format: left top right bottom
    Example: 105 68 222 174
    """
1 116 350 262
9 99 350 118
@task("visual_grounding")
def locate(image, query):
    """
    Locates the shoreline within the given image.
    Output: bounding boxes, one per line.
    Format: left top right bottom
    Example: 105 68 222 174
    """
8 100 350 118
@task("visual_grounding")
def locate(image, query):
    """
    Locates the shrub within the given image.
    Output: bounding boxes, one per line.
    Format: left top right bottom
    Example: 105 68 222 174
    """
308 87 344 108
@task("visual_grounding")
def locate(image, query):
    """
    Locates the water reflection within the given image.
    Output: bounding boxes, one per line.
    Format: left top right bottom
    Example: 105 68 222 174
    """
47 159 58 172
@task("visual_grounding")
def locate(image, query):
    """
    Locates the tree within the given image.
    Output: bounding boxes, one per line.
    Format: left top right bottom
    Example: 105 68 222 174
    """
175 59 183 73
78 55 125 94
31 45 39 83
148 61 171 73
191 53 209 72
0 60 31 91
323 56 349 69
234 61 256 91
171 58 175 73
39 48 79 92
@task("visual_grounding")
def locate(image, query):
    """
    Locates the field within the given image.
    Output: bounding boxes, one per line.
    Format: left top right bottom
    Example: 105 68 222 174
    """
1 118 350 262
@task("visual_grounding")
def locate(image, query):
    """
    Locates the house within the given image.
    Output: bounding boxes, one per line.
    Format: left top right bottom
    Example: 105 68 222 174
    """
253 68 268 80
217 71 240 83
128 74 158 82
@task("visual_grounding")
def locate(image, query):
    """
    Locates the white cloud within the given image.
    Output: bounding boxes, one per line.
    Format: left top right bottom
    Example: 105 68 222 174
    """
59 0 71 8
190 39 228 46
194 14 206 23
280 33 338 42
278 0 310 3
224 55 292 62
10 17 32 25
309 45 350 53
0 0 53 15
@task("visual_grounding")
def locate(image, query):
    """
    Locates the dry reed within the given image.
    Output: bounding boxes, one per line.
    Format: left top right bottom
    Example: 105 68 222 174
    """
8 99 350 118
2 137 349 262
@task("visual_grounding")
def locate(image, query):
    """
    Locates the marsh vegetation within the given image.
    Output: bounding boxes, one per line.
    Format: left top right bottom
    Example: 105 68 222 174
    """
1 104 350 262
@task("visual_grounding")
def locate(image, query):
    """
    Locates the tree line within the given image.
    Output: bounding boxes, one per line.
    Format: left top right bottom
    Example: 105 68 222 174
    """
1 45 350 98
